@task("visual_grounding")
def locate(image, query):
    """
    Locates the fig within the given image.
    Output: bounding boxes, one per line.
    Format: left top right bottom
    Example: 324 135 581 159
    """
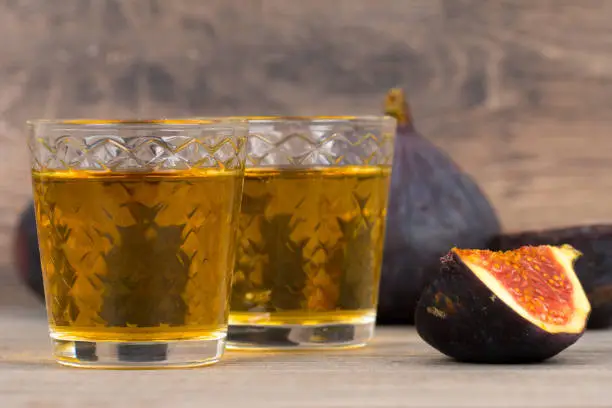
13 202 44 300
415 245 591 364
377 88 501 325
490 225 612 329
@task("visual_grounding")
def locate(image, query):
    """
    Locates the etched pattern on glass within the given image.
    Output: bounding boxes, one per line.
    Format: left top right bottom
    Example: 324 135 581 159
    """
34 171 241 340
246 118 396 167
29 124 246 171
29 121 247 342
232 167 391 316
230 117 396 327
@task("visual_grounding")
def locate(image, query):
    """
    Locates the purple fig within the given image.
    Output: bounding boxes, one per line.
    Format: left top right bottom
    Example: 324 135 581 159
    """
377 89 501 324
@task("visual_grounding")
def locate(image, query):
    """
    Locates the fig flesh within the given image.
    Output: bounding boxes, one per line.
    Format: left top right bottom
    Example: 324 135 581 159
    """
415 245 591 363
377 88 501 325
491 225 612 329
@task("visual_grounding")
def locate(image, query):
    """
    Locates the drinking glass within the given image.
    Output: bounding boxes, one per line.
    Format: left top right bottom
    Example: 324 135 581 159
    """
27 119 247 368
227 116 397 349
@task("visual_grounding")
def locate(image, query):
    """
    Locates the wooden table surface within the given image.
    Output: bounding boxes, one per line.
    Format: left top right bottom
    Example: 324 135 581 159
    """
0 271 610 408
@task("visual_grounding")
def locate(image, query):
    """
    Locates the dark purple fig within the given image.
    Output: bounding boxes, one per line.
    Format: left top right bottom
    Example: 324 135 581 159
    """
377 89 501 325
13 201 45 300
490 225 612 329
415 245 590 364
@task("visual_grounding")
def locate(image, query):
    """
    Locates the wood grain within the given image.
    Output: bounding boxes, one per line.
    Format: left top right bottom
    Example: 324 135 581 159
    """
1 0 612 266
0 269 611 408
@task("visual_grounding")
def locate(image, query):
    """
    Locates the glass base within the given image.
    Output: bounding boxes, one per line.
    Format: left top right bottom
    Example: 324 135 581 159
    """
226 321 375 350
52 337 226 369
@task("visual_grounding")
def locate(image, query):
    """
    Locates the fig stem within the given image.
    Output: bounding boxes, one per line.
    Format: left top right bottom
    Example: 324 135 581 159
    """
384 88 413 128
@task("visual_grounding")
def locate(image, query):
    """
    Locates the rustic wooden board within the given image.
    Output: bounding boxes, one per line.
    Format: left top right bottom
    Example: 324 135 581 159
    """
1 269 612 408
1 0 612 267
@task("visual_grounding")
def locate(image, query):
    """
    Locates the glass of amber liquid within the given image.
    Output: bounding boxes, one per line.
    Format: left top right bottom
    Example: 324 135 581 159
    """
27 119 247 368
228 116 397 349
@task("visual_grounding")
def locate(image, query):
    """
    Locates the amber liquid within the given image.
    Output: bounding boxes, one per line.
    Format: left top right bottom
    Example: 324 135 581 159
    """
229 166 391 327
32 169 243 342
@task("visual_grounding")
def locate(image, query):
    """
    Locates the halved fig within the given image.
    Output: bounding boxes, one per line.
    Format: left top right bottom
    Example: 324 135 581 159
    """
490 225 612 329
415 245 591 363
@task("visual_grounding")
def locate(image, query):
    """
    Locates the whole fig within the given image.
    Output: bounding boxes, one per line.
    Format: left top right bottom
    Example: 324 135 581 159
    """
13 202 44 300
376 89 501 324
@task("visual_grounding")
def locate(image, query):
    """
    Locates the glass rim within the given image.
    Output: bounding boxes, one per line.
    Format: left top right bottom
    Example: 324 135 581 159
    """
197 115 397 124
26 118 248 129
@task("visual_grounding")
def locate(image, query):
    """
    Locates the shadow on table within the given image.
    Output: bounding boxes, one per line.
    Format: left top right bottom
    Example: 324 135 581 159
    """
388 353 610 368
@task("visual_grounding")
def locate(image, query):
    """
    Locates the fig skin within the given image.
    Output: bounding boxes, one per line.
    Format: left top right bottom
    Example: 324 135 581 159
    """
377 89 501 325
490 225 612 329
415 250 588 364
13 202 45 300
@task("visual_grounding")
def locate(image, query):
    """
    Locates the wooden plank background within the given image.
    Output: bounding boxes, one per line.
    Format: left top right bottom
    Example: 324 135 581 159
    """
1 0 612 268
